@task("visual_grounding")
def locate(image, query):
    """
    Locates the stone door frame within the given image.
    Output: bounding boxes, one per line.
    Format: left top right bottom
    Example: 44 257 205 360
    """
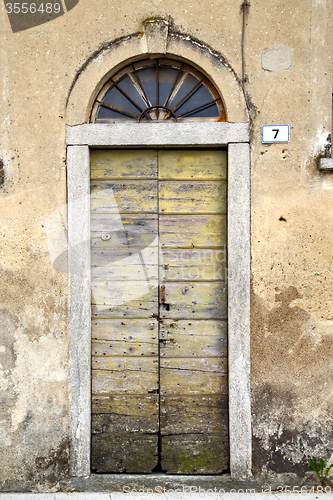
66 121 251 479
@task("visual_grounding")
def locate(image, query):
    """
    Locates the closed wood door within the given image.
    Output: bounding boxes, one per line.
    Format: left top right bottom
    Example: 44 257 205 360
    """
90 149 228 474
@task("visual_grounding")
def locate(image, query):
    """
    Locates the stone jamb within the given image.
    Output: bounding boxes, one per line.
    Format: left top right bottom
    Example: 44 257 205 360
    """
66 122 252 480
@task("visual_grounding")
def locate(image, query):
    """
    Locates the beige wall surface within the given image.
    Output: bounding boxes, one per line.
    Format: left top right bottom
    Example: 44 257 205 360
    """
0 0 333 490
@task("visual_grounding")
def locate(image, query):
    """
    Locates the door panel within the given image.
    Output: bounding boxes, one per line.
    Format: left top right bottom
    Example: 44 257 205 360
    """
91 433 158 474
158 150 227 180
158 149 228 473
90 148 228 474
90 149 158 179
91 150 159 473
158 282 227 319
91 181 158 213
92 319 158 357
92 357 159 394
159 319 227 358
159 181 227 214
160 358 227 395
91 214 158 250
162 249 226 281
161 435 228 474
159 215 226 248
160 395 228 434
91 282 158 318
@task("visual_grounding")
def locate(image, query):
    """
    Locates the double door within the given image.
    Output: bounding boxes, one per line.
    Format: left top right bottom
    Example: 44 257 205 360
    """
90 149 228 474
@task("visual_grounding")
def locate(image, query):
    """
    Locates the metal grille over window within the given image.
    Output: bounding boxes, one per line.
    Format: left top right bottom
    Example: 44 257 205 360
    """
91 58 226 123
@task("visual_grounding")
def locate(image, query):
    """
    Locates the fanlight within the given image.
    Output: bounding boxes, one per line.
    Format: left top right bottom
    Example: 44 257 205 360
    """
91 58 226 123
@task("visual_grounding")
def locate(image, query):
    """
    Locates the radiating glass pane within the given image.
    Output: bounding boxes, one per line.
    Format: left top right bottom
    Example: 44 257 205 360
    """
137 67 157 106
169 73 200 111
180 102 220 118
96 106 127 121
158 67 181 106
102 83 140 118
177 86 219 118
117 74 147 109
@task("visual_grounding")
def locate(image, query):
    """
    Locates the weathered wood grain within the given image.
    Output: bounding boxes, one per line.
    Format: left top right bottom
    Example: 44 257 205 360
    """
158 282 227 319
92 249 225 281
159 215 226 248
92 412 158 434
161 434 229 474
91 181 158 213
158 150 227 180
91 281 158 318
159 181 226 214
91 432 158 473
92 339 158 357
92 393 158 416
92 318 158 339
160 395 228 434
92 395 158 432
90 149 229 474
91 214 158 249
162 249 226 281
92 356 159 394
160 358 227 395
90 149 157 180
92 319 158 356
159 319 227 357
91 248 159 281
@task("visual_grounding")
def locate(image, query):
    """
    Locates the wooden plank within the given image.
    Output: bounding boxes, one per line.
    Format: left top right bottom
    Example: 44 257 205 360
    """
92 339 158 357
91 214 158 250
159 181 226 214
92 394 158 416
92 357 159 394
92 319 158 356
158 282 227 319
162 249 226 281
161 434 229 474
158 150 227 180
92 249 226 281
160 395 228 434
92 395 158 432
92 318 158 341
92 432 158 473
159 319 227 357
92 412 158 435
159 215 226 248
91 181 158 213
91 247 158 281
90 149 157 180
91 281 158 318
160 358 227 395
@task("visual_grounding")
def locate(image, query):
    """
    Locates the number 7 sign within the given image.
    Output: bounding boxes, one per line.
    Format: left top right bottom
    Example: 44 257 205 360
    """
262 125 290 143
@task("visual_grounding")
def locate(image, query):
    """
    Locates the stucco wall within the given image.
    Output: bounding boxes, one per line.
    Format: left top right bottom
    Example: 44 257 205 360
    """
0 0 333 490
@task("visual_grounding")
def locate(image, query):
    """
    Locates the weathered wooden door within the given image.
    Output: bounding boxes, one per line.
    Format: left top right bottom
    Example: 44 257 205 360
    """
90 149 228 474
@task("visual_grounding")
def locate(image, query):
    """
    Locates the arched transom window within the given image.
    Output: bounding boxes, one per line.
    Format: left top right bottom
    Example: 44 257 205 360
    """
91 58 226 123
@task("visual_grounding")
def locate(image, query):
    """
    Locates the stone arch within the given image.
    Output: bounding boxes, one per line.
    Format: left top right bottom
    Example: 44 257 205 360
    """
65 19 249 125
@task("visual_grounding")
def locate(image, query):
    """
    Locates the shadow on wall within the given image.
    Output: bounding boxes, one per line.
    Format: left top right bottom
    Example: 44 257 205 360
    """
251 285 333 477
4 0 80 33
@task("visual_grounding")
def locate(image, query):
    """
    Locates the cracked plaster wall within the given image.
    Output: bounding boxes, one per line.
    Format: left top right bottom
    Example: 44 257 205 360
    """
0 0 333 490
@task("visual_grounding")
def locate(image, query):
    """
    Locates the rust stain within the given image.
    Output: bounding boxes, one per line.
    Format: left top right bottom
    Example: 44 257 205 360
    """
161 284 166 303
